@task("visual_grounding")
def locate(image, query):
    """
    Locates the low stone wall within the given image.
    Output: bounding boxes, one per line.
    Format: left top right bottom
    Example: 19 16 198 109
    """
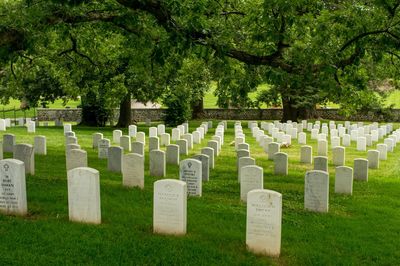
36 108 400 122
37 108 82 122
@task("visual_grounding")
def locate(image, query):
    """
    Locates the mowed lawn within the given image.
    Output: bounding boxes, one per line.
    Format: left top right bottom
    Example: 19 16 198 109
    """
0 121 399 265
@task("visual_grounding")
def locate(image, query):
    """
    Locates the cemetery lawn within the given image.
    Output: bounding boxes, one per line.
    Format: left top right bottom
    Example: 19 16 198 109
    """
0 121 400 265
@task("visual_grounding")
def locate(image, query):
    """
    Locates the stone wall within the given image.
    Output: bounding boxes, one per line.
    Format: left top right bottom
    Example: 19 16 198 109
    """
36 108 400 122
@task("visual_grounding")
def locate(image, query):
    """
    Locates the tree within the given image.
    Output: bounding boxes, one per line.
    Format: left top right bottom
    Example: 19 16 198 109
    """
1 0 400 122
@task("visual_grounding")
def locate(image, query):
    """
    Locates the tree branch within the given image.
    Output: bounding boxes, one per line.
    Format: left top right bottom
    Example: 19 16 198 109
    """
58 35 97 66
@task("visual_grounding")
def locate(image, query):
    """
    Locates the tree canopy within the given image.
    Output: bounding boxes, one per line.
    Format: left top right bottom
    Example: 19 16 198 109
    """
0 0 399 124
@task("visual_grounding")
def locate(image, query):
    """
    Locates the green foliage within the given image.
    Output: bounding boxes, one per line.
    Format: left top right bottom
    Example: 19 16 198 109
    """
163 57 211 126
1 0 400 123
163 89 191 126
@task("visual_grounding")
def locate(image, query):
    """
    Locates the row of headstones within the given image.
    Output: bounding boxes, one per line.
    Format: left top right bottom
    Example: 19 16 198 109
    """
246 119 394 149
236 120 392 195
0 134 48 174
64 122 227 189
0 154 305 258
0 118 37 133
255 119 392 138
64 123 228 228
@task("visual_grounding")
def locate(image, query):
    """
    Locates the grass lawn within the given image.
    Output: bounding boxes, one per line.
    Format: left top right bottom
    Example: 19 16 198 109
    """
0 99 80 119
0 120 399 265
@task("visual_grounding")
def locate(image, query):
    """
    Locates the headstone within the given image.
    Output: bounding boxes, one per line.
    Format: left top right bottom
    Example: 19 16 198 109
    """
238 157 255 182
67 167 101 224
128 125 137 137
376 143 387 160
0 159 27 215
212 135 222 150
365 134 372 147
4 118 10 127
130 141 144 156
66 149 87 171
300 145 312 164
98 138 110 159
350 129 358 141
65 131 75 138
304 170 329 213
298 132 307 145
157 124 165 136
317 140 328 156
160 133 171 147
235 137 245 150
274 152 288 175
166 144 180 165
13 144 34 175
384 138 394 152
153 179 187 235
66 136 78 145
193 131 201 144
332 146 345 166
176 139 188 155
149 150 166 177
240 165 263 202
182 122 189 133
207 140 219 157
367 150 379 169
27 121 35 133
238 143 250 151
179 159 202 196
311 129 319 139
237 149 250 170
112 130 122 144
34 136 46 155
107 146 123 173
267 142 280 160
314 156 328 172
0 142 2 160
335 166 353 195
0 119 5 131
120 135 131 152
246 189 282 257
177 125 185 135
92 133 103 149
63 124 72 133
171 128 181 141
3 134 15 153
201 147 215 169
136 132 146 145
342 134 351 147
356 137 366 151
354 159 368 181
149 137 160 152
331 136 340 148
66 144 81 154
181 134 193 150
149 127 158 137
122 153 144 188
192 154 209 182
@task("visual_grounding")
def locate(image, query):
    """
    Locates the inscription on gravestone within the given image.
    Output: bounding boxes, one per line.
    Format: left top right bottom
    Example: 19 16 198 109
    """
179 159 202 196
0 159 27 215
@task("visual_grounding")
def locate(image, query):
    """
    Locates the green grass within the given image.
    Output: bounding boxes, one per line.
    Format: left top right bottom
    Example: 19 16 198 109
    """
0 121 399 265
0 99 80 119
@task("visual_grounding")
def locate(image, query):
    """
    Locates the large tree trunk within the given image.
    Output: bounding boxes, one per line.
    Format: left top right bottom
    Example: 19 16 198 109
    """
80 91 107 126
191 98 204 119
281 96 300 122
116 93 132 127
